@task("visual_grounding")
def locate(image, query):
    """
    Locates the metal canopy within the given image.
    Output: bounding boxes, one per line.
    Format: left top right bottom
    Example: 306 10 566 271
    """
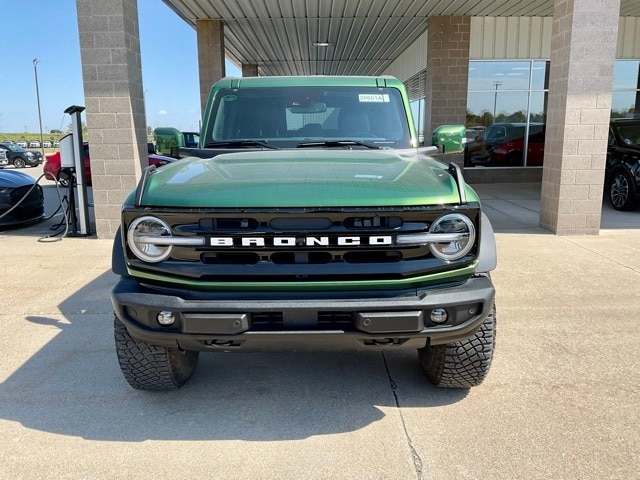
162 0 640 76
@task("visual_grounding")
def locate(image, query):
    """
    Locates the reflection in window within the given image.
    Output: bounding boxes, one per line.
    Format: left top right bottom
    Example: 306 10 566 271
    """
410 98 425 145
612 60 640 119
466 60 548 168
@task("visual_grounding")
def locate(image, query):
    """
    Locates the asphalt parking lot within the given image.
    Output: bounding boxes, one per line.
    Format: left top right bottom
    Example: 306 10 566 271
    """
1 167 639 479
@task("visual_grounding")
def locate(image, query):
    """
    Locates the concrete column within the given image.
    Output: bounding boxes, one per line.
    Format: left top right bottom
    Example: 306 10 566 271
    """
540 0 620 235
76 0 148 239
197 19 225 115
425 16 470 165
242 63 259 77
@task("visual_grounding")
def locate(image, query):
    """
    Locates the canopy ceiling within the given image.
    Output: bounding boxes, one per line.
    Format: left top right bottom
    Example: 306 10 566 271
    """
162 0 640 76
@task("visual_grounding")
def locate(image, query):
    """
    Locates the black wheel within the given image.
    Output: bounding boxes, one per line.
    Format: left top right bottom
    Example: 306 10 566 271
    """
13 157 26 168
418 304 496 388
114 315 199 391
609 170 639 211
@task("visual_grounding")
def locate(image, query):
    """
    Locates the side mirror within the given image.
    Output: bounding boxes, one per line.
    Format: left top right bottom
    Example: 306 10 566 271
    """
153 127 184 156
432 125 466 154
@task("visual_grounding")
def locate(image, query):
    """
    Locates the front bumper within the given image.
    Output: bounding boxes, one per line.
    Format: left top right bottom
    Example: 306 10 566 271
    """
112 275 495 352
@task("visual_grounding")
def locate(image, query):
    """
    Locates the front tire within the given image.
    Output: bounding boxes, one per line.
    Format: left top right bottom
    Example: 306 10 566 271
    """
418 304 496 388
13 157 26 168
609 170 638 211
114 315 199 391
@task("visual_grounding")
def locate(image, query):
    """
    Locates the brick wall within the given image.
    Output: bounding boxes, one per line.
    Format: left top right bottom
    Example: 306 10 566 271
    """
540 0 621 234
425 16 471 165
77 0 148 238
197 20 225 115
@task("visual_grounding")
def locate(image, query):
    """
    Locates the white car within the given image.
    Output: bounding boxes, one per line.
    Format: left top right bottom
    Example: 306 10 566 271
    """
42 140 52 148
29 141 41 148
53 141 60 148
17 141 27 148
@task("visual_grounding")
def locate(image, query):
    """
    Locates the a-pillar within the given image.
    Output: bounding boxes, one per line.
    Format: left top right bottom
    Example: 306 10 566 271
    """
242 64 259 77
425 16 470 165
197 19 225 115
540 0 620 234
76 0 148 238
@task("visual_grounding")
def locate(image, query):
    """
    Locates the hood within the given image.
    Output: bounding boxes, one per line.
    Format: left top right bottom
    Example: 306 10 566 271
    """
0 170 36 188
139 149 477 208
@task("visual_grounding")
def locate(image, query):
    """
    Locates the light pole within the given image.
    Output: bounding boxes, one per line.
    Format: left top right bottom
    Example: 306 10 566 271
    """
33 59 45 156
492 81 502 123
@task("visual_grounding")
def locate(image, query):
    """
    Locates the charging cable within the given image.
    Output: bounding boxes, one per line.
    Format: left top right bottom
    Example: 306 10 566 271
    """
0 172 73 242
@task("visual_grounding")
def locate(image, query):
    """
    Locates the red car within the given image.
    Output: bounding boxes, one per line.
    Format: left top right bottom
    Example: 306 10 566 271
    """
43 143 177 186
491 127 545 167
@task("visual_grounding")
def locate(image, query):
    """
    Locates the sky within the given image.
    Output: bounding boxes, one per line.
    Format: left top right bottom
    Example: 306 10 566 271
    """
0 0 241 134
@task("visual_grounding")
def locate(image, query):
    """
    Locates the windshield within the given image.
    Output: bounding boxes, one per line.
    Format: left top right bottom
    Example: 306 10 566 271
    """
3 143 22 152
616 124 640 146
204 86 412 149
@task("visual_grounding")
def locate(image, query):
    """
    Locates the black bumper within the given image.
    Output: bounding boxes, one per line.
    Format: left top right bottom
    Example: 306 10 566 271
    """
111 276 495 352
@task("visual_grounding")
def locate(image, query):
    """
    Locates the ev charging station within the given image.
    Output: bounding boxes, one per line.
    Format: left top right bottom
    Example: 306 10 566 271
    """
60 105 91 236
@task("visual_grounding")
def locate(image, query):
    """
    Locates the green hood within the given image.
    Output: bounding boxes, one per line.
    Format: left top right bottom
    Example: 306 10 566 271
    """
138 149 477 208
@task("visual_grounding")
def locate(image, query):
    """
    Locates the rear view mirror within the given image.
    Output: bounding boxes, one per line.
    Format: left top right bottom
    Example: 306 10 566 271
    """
154 127 184 156
432 125 466 154
289 102 327 114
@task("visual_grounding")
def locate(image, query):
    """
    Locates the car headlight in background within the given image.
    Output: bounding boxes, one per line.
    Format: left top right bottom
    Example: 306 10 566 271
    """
428 213 476 261
127 216 174 263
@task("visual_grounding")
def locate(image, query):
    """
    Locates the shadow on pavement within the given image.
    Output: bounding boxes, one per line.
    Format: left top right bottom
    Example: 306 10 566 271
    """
0 271 468 442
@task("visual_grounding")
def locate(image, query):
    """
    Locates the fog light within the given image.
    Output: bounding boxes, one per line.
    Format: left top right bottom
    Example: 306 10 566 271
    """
430 308 448 324
157 311 175 326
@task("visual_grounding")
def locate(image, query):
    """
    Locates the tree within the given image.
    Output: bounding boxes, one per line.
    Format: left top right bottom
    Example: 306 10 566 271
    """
66 121 88 135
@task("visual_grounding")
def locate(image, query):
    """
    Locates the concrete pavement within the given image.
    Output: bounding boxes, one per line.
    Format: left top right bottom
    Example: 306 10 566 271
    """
1 178 639 479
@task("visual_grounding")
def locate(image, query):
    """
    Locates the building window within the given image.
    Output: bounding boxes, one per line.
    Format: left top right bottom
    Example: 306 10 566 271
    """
465 60 549 168
405 70 427 145
410 98 425 145
612 60 640 119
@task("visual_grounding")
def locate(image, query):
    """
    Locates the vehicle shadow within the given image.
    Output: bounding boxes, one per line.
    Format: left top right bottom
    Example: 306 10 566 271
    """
0 271 468 442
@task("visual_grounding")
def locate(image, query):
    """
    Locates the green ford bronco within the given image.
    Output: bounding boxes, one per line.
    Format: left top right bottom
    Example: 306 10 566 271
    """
111 76 497 391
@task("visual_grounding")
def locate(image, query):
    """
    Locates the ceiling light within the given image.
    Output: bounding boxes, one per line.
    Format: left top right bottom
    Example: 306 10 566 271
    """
313 42 330 47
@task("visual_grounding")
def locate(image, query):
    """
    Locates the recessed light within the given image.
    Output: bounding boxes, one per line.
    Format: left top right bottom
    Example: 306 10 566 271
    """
313 42 330 47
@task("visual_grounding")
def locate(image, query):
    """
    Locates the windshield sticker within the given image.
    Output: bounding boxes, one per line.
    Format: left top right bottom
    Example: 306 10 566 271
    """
358 94 390 103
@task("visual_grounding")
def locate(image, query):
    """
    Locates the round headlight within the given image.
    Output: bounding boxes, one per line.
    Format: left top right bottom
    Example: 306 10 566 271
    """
428 213 476 261
127 216 173 263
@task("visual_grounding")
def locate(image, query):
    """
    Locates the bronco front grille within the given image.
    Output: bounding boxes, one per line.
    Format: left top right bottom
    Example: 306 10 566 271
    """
123 205 480 283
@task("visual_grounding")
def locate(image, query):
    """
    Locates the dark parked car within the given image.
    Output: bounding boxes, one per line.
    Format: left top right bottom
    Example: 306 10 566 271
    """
43 143 178 186
182 131 199 148
0 170 45 229
0 142 44 168
607 118 640 211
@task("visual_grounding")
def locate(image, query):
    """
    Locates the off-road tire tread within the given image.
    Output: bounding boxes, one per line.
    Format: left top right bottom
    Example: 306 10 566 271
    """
113 315 199 391
419 304 496 388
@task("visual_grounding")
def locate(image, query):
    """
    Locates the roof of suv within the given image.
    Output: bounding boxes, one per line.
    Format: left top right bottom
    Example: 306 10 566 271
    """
210 75 406 91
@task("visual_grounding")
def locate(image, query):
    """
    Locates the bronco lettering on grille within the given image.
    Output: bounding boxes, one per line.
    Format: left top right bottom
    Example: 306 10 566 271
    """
209 236 393 247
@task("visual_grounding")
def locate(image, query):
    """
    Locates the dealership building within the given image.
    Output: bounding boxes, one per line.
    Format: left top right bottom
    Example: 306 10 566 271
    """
74 0 640 237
